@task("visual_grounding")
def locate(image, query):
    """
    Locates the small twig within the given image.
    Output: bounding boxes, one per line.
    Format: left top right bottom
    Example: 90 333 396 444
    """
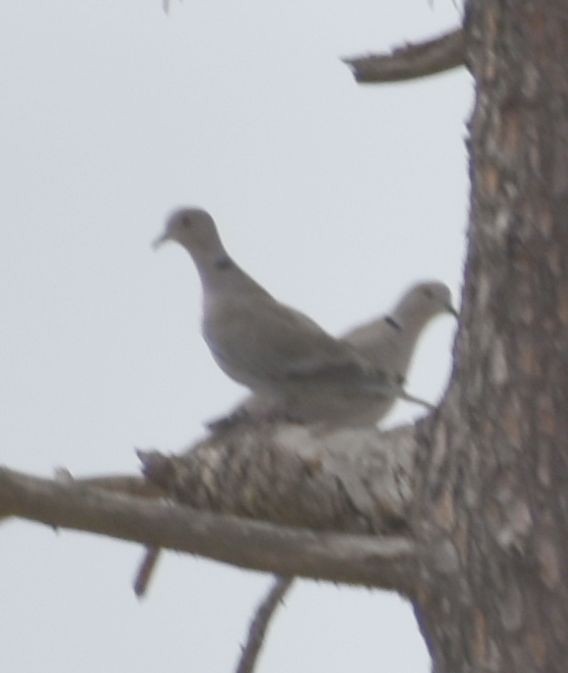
344 28 464 84
133 547 161 597
235 576 294 673
64 466 167 598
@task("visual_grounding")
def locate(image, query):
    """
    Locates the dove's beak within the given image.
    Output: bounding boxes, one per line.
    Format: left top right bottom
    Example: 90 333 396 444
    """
152 232 169 250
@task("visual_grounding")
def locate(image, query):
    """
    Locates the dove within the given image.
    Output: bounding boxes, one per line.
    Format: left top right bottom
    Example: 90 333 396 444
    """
340 280 457 422
153 207 432 423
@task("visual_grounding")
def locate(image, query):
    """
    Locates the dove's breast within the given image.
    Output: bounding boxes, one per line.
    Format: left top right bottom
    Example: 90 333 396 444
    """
201 290 278 393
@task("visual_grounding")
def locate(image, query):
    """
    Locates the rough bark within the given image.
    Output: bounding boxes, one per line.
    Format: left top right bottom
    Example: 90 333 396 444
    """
0 462 417 588
133 420 420 600
344 28 464 83
408 2 568 672
140 422 416 534
0 419 426 591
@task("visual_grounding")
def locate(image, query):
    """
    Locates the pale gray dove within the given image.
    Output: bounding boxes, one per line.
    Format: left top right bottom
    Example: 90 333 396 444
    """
153 207 433 424
338 279 457 422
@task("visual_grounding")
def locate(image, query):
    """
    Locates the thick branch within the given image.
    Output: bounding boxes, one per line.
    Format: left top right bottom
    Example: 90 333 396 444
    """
344 28 464 83
140 423 418 534
131 421 418 596
0 466 417 592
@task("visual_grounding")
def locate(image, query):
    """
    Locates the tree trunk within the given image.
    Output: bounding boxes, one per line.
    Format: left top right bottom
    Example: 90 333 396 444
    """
411 2 568 671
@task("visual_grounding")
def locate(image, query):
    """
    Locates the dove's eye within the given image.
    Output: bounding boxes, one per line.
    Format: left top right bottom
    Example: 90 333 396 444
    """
180 215 192 228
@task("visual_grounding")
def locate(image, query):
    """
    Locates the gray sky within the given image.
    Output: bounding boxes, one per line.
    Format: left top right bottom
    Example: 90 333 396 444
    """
1 2 470 672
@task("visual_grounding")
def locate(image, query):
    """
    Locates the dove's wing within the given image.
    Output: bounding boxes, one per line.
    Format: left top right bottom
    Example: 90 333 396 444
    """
203 290 376 392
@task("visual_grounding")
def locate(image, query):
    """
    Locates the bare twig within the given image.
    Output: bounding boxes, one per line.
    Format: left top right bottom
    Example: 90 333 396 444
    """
134 547 161 597
344 28 464 83
59 468 167 598
236 576 294 673
0 466 417 591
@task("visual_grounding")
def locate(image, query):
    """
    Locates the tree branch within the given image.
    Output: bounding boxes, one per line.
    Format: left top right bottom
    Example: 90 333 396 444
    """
0 466 417 592
139 423 418 535
131 421 418 596
235 576 294 673
344 28 464 83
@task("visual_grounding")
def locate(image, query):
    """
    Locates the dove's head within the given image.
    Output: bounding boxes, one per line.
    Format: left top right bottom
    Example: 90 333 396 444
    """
153 207 225 258
393 281 458 327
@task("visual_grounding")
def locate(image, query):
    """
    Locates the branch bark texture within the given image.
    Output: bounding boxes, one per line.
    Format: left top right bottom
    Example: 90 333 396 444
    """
141 422 417 534
345 28 464 83
0 455 417 591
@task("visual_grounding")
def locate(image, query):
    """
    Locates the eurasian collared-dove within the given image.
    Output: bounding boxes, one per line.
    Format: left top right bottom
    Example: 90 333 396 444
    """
153 207 433 423
227 280 457 427
134 277 457 596
339 279 457 422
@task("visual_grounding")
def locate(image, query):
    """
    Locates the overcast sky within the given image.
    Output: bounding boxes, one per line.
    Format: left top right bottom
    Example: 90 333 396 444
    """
1 2 470 672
